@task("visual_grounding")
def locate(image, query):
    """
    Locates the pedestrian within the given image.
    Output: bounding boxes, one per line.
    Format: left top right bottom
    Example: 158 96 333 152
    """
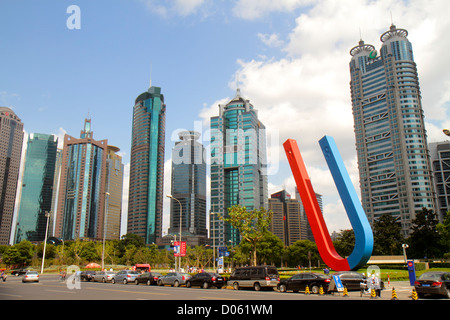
371 273 381 297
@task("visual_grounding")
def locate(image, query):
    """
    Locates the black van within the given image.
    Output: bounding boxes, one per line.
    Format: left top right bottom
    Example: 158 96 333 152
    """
228 266 279 291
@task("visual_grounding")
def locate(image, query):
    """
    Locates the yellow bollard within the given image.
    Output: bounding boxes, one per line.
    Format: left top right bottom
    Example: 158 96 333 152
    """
370 288 377 299
391 287 398 300
411 288 418 300
319 286 324 295
305 285 310 294
343 286 349 297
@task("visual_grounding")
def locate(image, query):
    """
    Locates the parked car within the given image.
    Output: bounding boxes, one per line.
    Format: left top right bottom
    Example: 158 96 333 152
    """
278 272 330 294
157 272 191 287
93 271 115 283
186 272 226 289
228 266 279 291
22 271 39 283
112 270 140 284
414 271 450 298
80 270 96 281
331 271 384 291
135 272 162 286
11 269 29 276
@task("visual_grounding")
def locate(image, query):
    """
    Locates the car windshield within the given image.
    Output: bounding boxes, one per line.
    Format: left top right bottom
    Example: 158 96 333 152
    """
418 272 443 280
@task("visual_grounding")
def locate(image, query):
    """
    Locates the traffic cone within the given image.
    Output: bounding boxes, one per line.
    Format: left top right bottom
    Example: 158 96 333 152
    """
391 288 398 300
370 288 377 299
319 286 324 295
305 285 310 294
343 286 349 297
411 288 418 300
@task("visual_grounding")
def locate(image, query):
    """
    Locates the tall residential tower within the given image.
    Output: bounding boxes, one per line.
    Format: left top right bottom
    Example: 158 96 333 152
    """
349 25 435 236
128 86 166 245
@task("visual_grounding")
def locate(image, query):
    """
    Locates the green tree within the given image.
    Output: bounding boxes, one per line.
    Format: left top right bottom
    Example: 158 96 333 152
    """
372 213 405 255
408 208 443 259
285 240 320 268
255 232 284 266
333 229 355 257
15 240 35 266
437 211 450 255
2 247 22 267
219 205 272 266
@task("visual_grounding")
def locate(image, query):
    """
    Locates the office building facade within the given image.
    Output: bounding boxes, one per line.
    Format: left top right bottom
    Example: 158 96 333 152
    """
169 131 207 245
14 133 58 243
105 145 124 240
0 107 24 245
128 86 166 245
350 24 435 236
55 119 108 240
268 190 307 247
429 141 450 222
210 89 268 246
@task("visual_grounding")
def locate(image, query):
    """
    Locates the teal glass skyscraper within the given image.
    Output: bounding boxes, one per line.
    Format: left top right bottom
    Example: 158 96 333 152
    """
128 86 166 245
15 134 58 243
350 25 435 236
210 89 268 246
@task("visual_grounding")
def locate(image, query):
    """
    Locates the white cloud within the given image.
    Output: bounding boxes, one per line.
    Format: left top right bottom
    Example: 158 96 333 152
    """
258 33 284 48
233 0 315 20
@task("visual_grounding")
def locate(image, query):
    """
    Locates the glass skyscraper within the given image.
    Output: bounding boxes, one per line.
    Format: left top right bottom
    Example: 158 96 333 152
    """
15 133 58 243
210 89 268 246
128 86 166 245
0 107 24 245
55 119 108 240
169 131 207 245
350 24 435 236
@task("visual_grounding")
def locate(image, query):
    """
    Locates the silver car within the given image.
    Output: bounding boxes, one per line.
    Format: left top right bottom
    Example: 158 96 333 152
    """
111 270 139 284
93 271 115 283
157 272 191 287
22 271 39 283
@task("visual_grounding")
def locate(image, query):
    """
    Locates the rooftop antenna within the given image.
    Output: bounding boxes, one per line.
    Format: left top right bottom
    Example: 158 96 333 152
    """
390 10 394 26
149 63 153 88
359 27 362 41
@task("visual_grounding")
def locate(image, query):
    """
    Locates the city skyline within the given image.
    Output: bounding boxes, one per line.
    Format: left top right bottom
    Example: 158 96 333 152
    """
2 1 450 239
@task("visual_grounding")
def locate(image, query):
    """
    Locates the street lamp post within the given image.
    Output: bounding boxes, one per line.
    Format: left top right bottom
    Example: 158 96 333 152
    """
40 211 51 275
102 192 110 271
167 195 182 272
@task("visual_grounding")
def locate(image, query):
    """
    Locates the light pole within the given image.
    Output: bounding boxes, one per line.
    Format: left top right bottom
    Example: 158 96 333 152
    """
402 244 409 264
167 195 182 272
102 192 110 271
40 211 51 275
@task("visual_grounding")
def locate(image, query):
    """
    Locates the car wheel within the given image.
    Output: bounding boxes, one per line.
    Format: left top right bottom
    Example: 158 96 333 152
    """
157 279 163 286
203 282 209 289
311 285 320 294
186 281 191 288
279 284 287 293
174 280 180 287
123 278 128 285
111 278 116 284
233 282 240 290
135 279 139 285
146 280 151 286
254 282 261 291
102 278 106 283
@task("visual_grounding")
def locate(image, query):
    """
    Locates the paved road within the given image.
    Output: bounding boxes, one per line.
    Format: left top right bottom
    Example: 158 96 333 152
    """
0 274 421 301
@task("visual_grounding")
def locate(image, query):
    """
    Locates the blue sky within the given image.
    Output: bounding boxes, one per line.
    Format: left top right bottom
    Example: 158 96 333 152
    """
2 0 450 236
